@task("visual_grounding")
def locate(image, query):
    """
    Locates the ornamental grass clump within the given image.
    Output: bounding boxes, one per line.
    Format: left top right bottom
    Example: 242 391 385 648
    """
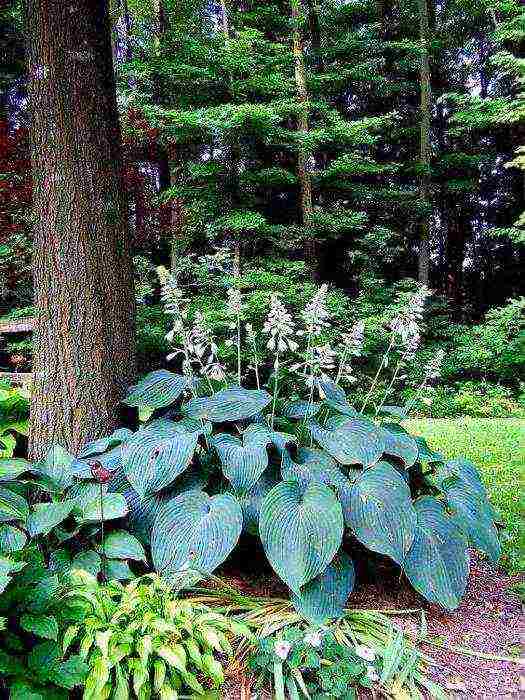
46 278 501 627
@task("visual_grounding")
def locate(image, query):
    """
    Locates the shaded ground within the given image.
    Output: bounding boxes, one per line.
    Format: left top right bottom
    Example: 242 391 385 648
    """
220 552 523 699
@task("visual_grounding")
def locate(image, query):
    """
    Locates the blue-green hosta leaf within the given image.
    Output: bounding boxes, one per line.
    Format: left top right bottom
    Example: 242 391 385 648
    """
27 500 77 536
122 424 199 497
378 423 418 467
72 550 101 576
0 524 27 552
233 472 279 535
37 445 75 490
78 493 128 522
259 482 343 594
102 530 146 561
243 423 296 453
445 485 500 562
20 614 59 640
124 370 193 409
292 552 355 624
212 433 269 492
308 417 384 467
378 405 408 419
348 462 416 564
0 458 32 482
404 497 469 610
71 446 124 480
281 450 354 524
184 387 271 422
106 559 135 581
282 401 321 420
319 379 359 417
0 487 29 522
151 491 243 583
415 436 443 463
436 458 486 499
124 488 171 544
78 429 133 459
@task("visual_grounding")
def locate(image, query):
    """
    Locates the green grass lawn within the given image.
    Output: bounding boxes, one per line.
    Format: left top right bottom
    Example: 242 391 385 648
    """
404 418 524 575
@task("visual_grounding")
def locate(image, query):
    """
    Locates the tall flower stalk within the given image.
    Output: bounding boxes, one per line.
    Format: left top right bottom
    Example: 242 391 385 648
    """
246 323 261 389
227 287 243 386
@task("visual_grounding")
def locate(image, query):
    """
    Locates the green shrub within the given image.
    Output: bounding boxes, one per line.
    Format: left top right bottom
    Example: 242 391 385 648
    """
0 381 29 457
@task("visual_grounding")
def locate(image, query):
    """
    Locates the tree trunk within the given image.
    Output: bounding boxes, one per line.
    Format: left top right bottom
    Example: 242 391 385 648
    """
24 0 136 459
306 0 324 72
290 0 317 279
417 0 431 286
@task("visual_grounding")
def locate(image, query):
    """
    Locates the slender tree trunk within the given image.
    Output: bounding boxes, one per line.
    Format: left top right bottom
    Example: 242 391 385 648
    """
24 0 136 458
290 0 317 279
417 0 431 286
306 0 324 72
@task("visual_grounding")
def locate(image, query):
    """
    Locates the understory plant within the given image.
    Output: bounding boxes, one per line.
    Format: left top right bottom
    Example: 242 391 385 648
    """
0 380 29 458
64 572 251 699
26 279 502 629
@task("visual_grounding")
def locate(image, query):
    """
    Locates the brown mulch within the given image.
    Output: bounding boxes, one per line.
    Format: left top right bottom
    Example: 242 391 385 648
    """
218 552 523 699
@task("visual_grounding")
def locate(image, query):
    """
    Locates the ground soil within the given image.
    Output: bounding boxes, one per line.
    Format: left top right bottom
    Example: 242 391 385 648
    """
219 552 523 699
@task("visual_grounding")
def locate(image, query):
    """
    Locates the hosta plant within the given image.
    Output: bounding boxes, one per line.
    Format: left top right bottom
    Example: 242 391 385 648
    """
64 571 251 699
49 282 501 623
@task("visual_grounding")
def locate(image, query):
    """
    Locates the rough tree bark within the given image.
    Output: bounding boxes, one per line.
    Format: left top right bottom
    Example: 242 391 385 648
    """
290 0 317 280
417 0 432 286
24 0 136 459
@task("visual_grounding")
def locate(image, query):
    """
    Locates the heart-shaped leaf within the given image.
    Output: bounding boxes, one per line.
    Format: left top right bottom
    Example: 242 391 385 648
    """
414 437 443 463
319 379 359 417
27 500 77 536
348 462 416 564
78 429 133 459
124 370 193 409
124 488 171 544
0 524 27 552
232 472 279 535
379 423 418 467
212 432 269 492
185 388 271 422
0 487 29 523
151 491 243 583
436 458 486 499
282 401 321 420
308 417 384 467
292 552 355 624
79 493 128 522
444 484 500 562
102 530 146 561
259 481 343 594
37 446 75 490
404 497 469 609
122 424 199 497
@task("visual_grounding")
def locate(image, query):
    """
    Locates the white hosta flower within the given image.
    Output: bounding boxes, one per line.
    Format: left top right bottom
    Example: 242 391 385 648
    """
312 343 337 373
245 322 256 343
342 320 365 356
366 666 380 682
355 645 376 662
304 630 323 647
226 287 243 317
157 265 188 335
302 284 331 336
389 286 430 352
274 640 292 660
426 347 445 380
263 294 297 353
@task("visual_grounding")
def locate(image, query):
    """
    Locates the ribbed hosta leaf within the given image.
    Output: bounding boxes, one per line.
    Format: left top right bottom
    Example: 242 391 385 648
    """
184 388 271 422
0 487 29 522
292 552 355 624
122 424 199 497
151 491 243 583
0 524 27 552
308 417 384 467
124 489 170 544
281 450 353 524
78 429 133 459
379 423 418 467
445 485 500 562
27 500 77 536
212 433 268 492
124 370 193 408
102 530 146 561
436 458 486 499
319 379 359 417
38 446 75 490
233 473 278 535
0 459 32 482
404 497 469 610
259 482 343 594
72 446 124 480
282 401 321 420
79 493 128 522
415 437 443 463
348 462 416 564
243 423 296 454
72 550 101 576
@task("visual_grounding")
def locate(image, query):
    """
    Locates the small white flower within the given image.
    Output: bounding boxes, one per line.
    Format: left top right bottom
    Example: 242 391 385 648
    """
274 640 292 660
302 284 331 336
226 287 243 317
263 294 297 354
304 630 323 647
355 645 376 662
366 665 380 682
